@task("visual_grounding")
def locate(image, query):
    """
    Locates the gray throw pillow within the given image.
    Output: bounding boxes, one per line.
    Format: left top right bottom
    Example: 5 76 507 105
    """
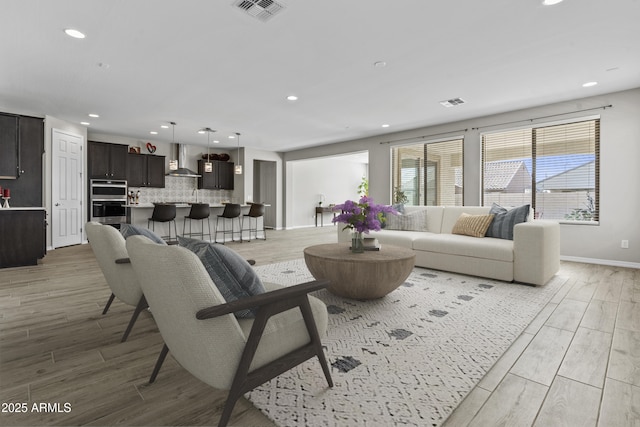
177 236 266 318
381 203 405 229
485 203 530 240
120 223 167 245
385 209 428 232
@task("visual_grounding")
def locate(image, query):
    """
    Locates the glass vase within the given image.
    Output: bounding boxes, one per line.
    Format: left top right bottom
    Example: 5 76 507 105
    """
351 231 365 253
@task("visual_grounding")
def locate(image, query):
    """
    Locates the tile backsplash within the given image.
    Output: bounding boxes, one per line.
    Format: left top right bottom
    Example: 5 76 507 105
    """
129 176 233 204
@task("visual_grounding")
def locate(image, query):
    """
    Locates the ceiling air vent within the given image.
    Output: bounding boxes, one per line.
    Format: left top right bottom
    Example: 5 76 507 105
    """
440 98 466 108
233 0 286 22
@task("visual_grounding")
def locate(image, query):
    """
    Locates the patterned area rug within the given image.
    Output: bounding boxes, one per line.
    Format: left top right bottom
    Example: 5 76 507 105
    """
250 260 566 427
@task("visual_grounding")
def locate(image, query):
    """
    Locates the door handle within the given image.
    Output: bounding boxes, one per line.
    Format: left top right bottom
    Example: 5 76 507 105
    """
55 203 60 206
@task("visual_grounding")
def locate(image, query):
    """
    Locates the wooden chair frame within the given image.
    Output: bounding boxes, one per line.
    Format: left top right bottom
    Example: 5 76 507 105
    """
107 257 148 342
148 279 334 427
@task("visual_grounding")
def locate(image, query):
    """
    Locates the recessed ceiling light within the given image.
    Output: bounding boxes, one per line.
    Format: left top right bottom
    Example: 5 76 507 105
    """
198 130 206 134
64 28 85 39
228 135 236 139
149 131 158 135
213 140 220 144
160 125 169 129
88 113 99 118
286 95 298 101
80 121 90 126
542 0 563 5
582 81 598 87
382 124 390 128
374 61 387 68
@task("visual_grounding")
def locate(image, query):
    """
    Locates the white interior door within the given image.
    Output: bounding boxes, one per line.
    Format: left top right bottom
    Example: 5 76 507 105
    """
52 129 84 248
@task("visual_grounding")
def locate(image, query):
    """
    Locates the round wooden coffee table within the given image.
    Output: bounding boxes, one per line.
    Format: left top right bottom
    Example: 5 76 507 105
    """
303 243 415 299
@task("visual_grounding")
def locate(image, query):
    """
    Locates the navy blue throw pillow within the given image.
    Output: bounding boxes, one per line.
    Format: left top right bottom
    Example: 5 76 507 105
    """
485 203 530 240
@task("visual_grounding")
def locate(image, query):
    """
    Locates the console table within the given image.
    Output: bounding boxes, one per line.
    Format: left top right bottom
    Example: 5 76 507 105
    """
315 206 336 227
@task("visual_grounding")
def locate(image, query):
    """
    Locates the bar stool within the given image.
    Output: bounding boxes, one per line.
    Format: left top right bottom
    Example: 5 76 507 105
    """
183 203 212 241
148 203 178 243
241 203 266 241
215 203 242 244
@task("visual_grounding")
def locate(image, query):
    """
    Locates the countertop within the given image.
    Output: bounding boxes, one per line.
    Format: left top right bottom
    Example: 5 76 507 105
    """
124 203 266 208
0 207 46 211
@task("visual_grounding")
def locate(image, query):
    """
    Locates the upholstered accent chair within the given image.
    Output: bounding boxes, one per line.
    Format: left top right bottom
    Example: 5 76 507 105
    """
85 222 148 342
125 235 333 427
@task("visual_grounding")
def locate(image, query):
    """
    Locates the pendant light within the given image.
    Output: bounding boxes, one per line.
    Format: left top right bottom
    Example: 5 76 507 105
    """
168 122 178 171
203 127 215 173
234 132 243 175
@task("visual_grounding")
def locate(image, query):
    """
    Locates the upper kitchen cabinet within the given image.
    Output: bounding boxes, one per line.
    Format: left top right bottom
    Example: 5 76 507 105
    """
88 141 128 180
0 113 44 207
0 113 19 179
126 153 165 188
217 160 234 190
197 159 234 190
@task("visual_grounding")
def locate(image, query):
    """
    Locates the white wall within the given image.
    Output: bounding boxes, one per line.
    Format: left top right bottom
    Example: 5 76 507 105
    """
285 88 640 267
286 156 368 228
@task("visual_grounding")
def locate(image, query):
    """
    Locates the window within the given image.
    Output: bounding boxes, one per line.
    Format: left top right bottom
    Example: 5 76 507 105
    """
482 118 599 222
391 138 463 206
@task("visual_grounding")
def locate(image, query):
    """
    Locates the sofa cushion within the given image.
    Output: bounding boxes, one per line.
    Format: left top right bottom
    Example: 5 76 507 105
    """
120 223 167 245
413 233 514 262
177 236 266 318
372 229 431 248
385 209 428 231
485 203 530 240
452 213 495 238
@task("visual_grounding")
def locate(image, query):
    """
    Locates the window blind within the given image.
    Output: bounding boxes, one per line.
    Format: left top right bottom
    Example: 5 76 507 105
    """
482 119 599 222
391 138 463 206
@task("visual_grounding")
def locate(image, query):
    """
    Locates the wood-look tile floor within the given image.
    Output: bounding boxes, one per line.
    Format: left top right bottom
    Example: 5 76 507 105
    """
1 225 638 426
444 260 640 427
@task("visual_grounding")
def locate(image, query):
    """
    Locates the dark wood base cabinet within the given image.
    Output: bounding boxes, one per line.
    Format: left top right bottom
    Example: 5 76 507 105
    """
0 209 46 268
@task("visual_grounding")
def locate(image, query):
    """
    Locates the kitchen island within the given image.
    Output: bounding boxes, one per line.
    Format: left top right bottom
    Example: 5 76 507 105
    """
125 203 265 242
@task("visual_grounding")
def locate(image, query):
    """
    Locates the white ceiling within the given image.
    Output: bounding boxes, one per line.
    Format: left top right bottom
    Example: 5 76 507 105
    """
1 0 638 152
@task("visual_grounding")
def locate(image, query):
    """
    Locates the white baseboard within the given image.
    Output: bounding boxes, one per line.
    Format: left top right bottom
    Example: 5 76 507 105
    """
286 225 317 230
561 255 640 269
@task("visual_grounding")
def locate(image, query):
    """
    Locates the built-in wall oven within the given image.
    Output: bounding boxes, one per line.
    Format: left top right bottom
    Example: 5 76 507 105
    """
90 179 127 228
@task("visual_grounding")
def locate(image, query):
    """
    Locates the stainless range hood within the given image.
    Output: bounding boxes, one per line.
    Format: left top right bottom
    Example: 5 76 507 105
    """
167 143 200 177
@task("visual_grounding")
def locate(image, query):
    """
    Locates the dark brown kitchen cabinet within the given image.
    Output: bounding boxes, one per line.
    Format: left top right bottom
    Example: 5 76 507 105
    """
88 141 128 180
0 113 19 179
0 114 44 206
197 160 234 190
0 209 47 268
126 153 165 187
217 161 234 190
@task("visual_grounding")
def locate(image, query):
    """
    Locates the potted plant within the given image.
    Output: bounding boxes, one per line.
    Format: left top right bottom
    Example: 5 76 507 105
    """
332 196 397 253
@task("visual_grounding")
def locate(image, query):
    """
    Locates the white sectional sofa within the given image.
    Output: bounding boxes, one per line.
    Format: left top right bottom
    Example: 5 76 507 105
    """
337 205 560 286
